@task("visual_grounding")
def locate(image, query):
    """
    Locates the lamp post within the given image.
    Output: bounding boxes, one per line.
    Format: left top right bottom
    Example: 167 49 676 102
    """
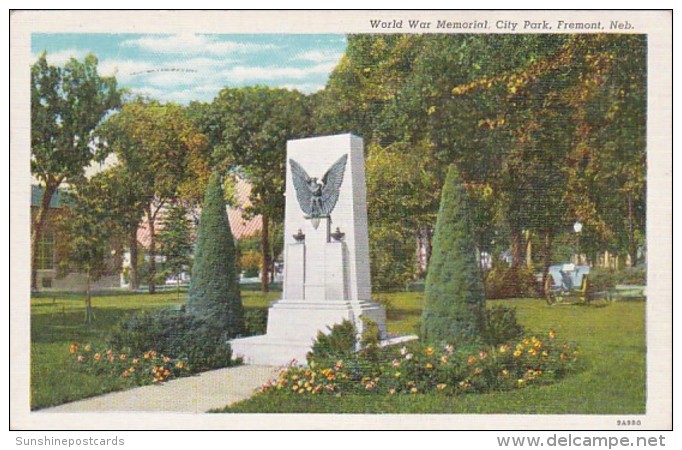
573 221 583 265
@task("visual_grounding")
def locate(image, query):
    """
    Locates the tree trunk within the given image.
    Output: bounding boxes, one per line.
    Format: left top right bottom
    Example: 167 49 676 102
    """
148 206 157 294
541 231 554 295
525 232 533 269
510 226 523 268
425 226 433 268
31 180 59 291
85 268 95 325
129 227 139 291
628 192 638 267
261 214 270 293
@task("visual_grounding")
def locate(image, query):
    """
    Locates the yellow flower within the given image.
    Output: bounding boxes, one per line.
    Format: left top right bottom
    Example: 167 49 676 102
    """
84 344 91 352
528 348 538 356
129 367 135 373
133 358 139 364
499 344 510 353
479 350 488 360
176 361 185 369
410 387 418 394
69 343 79 354
474 367 483 375
120 354 127 361
389 388 396 395
94 353 101 361
77 355 84 362
394 372 401 378
424 347 434 356
440 355 449 364
517 379 525 387
437 383 447 391
501 369 509 377
513 350 522 358
523 339 531 346
122 370 130 378
425 363 433 370
549 329 557 339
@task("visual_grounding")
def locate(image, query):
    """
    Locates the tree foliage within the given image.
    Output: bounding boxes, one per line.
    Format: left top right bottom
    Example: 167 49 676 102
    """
30 52 121 290
187 172 243 336
189 86 312 291
99 99 210 292
422 165 486 342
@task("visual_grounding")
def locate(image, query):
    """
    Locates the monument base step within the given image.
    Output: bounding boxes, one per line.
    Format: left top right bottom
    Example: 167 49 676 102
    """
230 334 420 367
230 335 313 366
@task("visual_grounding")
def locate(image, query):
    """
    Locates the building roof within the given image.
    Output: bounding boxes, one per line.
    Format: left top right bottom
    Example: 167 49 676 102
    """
136 176 263 249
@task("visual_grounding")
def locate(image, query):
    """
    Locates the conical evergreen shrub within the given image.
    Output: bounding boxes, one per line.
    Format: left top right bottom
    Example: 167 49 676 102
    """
422 165 486 343
188 171 243 336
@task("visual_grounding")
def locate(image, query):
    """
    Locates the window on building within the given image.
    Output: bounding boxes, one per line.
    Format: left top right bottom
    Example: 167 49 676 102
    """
36 230 55 270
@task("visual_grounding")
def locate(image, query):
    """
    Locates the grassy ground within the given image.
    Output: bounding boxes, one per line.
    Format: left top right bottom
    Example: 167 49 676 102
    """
30 288 279 410
221 295 646 414
31 289 645 414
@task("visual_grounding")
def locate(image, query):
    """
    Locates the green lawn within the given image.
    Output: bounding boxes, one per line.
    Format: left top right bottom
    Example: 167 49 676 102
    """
31 290 645 414
30 289 279 410
221 295 646 414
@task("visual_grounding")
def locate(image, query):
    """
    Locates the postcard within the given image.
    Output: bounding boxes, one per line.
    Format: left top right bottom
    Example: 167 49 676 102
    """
9 10 671 432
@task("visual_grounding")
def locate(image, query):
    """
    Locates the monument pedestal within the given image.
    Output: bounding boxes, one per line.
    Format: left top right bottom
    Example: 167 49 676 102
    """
231 134 388 366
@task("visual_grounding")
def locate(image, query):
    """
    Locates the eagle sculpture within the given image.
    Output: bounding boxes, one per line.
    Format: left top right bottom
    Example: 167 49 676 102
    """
290 154 348 229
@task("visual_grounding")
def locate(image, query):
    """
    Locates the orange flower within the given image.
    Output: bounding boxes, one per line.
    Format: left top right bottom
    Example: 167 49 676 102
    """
122 370 130 378
120 354 127 361
94 353 101 361
69 344 79 354
549 329 557 339
132 358 139 364
468 355 477 365
424 347 434 356
163 356 170 363
479 350 489 360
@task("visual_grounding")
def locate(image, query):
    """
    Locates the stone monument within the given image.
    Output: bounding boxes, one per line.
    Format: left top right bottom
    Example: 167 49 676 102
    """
231 133 386 365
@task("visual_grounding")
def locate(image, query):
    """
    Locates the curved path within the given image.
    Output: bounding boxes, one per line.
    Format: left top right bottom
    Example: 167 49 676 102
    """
40 365 279 414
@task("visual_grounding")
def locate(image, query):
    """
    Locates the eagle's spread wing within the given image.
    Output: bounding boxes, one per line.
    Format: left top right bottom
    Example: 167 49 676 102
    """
289 158 313 216
320 154 348 216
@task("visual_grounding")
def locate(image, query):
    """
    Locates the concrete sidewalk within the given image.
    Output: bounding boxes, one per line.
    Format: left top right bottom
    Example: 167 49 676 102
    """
40 365 279 414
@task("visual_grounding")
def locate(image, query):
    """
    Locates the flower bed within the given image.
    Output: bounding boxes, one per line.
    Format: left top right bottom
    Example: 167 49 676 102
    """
69 343 191 386
259 330 579 397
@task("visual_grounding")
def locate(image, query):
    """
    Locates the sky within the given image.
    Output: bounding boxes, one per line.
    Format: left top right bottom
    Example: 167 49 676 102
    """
31 33 348 104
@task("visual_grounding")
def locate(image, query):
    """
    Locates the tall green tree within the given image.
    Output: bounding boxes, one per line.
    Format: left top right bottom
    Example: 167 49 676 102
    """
187 172 243 335
422 165 486 343
59 175 120 324
190 86 311 292
31 52 121 290
100 99 210 293
158 201 193 300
